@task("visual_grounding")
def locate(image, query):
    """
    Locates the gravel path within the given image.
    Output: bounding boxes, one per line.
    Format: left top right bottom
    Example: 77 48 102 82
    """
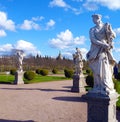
0 80 119 122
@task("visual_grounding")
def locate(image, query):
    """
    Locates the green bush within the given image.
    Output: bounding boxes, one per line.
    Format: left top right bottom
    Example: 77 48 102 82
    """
112 79 120 110
36 69 41 74
114 79 120 94
10 69 16 75
24 71 35 80
116 72 120 80
86 68 93 75
86 74 94 87
52 68 58 74
40 69 49 76
116 96 120 110
64 69 74 78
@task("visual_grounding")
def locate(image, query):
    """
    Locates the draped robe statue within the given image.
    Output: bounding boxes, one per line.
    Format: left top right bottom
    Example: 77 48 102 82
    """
87 14 116 95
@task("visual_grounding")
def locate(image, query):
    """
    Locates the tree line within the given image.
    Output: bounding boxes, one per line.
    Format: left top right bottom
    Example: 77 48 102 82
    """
0 55 74 72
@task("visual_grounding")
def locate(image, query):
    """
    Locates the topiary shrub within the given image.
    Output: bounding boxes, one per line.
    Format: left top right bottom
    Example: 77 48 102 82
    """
116 96 120 110
10 69 17 75
24 71 35 80
114 79 120 94
86 68 93 75
52 68 58 74
116 72 120 80
86 74 94 87
40 69 49 76
36 69 41 74
64 69 74 78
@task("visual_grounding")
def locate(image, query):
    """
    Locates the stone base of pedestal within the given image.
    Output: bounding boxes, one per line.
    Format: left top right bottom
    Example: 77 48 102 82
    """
14 71 24 85
71 73 86 93
83 92 119 122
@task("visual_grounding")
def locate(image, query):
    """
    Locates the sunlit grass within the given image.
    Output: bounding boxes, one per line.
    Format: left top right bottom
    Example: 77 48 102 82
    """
24 74 70 84
0 74 14 84
0 74 71 84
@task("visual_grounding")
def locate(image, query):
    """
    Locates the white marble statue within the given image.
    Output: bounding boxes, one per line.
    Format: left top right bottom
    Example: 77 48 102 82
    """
16 50 24 72
87 14 116 95
73 48 83 75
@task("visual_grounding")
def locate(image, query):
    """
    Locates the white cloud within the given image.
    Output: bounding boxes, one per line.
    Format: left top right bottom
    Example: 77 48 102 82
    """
20 18 56 31
32 16 44 21
0 44 13 52
0 40 41 56
50 0 120 14
104 15 110 19
57 29 73 41
49 0 82 15
49 29 86 49
49 0 68 8
49 29 73 49
62 47 88 59
74 36 86 44
14 40 41 55
85 0 120 10
114 28 120 36
83 2 98 11
20 20 40 30
114 48 120 53
72 0 83 2
46 19 55 30
80 47 88 56
0 29 6 37
0 11 15 31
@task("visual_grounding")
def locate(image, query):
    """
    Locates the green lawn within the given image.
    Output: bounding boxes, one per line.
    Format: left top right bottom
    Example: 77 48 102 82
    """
0 74 71 84
0 74 14 84
24 74 70 84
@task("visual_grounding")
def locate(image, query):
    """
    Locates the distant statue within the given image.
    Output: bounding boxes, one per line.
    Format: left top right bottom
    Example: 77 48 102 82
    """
16 50 24 72
87 14 116 95
73 48 83 75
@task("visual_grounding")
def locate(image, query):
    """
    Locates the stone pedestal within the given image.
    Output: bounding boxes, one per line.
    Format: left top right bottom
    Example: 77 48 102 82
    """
83 92 119 122
71 73 86 93
14 71 24 84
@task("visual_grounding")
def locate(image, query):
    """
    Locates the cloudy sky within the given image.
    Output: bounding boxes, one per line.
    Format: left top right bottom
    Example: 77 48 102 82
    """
0 0 120 61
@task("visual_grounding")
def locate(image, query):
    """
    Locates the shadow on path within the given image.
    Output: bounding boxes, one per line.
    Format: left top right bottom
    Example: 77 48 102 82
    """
39 88 70 92
0 119 34 122
52 96 86 102
62 86 72 89
0 87 71 93
0 82 12 85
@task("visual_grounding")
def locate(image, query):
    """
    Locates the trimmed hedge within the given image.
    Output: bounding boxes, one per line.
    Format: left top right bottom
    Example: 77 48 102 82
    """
24 71 35 80
64 69 74 78
36 69 41 74
10 69 16 75
86 74 94 87
52 68 58 74
40 69 49 76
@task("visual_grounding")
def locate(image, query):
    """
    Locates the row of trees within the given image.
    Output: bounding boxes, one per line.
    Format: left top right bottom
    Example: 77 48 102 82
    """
0 55 75 72
1 55 120 72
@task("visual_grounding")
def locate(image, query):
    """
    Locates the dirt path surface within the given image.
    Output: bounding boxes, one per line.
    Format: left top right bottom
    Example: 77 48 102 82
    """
0 80 119 122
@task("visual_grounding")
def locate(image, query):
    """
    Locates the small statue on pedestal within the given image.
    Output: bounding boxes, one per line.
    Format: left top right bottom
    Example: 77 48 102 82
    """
73 47 83 75
71 48 85 92
14 49 24 84
16 50 24 72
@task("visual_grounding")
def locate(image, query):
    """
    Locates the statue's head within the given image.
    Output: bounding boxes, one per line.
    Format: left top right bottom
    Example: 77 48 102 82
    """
92 14 102 19
92 14 102 24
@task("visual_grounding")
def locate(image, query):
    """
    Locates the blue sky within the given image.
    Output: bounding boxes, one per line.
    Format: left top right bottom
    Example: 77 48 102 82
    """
0 0 120 62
